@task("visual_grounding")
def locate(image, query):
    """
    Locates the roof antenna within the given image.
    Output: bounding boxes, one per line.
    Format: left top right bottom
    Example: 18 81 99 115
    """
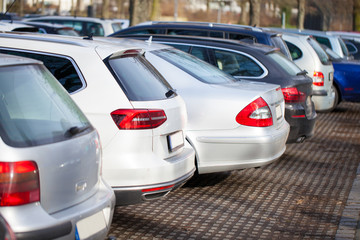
1 0 17 21
145 36 153 45
83 33 93 40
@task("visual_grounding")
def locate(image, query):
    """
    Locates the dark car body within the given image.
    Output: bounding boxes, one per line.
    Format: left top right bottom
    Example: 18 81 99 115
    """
111 34 316 143
109 21 292 59
323 46 360 103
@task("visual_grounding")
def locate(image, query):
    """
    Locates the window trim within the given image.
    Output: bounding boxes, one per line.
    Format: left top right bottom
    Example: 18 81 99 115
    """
0 47 87 94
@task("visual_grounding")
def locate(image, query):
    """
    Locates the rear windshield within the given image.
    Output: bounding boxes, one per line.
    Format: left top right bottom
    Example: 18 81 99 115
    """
0 64 91 147
151 48 236 84
267 52 303 76
270 35 292 59
107 53 174 101
307 37 331 65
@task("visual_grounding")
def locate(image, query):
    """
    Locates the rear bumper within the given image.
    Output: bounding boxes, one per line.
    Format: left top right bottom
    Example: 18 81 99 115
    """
187 121 290 174
313 88 336 111
1 179 115 240
113 168 195 205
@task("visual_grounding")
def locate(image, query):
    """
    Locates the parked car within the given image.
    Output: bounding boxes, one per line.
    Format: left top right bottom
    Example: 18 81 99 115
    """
0 21 38 32
320 45 360 103
0 53 115 239
109 21 292 59
271 28 352 60
20 21 80 35
23 16 125 36
327 31 360 60
112 35 316 143
281 33 336 112
0 32 196 206
99 37 290 174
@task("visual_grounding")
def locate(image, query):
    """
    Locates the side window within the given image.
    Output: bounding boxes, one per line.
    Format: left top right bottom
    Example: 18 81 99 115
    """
314 36 332 49
228 33 256 43
167 29 208 36
85 22 104 36
345 41 357 53
285 41 303 60
124 28 163 34
214 49 264 77
167 44 191 53
190 47 210 62
209 31 224 38
0 49 84 93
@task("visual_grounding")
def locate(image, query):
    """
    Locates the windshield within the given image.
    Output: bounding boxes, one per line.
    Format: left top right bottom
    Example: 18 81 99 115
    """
267 52 303 76
0 64 91 147
151 48 236 84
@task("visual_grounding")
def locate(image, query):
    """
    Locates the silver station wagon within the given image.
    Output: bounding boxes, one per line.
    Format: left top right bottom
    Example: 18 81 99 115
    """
0 54 115 239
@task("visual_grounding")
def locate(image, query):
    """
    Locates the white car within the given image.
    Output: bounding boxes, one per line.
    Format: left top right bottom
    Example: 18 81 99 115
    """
0 53 115 239
0 32 196 205
24 16 126 36
101 37 290 174
281 33 336 112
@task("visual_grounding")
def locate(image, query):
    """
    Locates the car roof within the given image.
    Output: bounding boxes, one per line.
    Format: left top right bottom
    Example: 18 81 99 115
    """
0 31 142 58
24 15 125 23
0 53 42 67
0 21 38 32
121 21 280 36
110 34 277 54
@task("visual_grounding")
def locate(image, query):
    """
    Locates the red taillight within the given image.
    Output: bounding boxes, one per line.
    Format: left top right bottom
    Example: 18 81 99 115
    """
0 161 40 206
313 71 324 86
281 87 306 103
236 97 273 127
110 109 167 130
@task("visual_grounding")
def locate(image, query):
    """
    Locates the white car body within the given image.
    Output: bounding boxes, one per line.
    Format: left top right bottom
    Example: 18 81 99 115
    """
0 32 195 205
282 33 336 112
101 38 290 174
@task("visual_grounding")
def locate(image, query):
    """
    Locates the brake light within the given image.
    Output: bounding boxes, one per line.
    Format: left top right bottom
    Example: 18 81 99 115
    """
111 109 167 130
236 97 273 127
313 71 324 86
281 87 306 103
141 184 175 193
0 161 40 206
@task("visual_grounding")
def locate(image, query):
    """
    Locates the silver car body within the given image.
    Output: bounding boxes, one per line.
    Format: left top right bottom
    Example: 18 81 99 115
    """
0 54 115 239
0 32 195 205
102 38 290 174
281 33 336 112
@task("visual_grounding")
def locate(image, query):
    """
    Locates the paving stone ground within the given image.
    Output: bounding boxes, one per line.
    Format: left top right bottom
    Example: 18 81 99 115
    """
108 101 360 240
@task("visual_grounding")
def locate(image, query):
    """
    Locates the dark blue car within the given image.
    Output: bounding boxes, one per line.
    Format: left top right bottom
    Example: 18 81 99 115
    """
323 46 360 103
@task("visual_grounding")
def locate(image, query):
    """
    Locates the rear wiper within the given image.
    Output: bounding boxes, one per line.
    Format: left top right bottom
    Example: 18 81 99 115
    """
64 126 91 138
297 70 308 76
165 89 176 98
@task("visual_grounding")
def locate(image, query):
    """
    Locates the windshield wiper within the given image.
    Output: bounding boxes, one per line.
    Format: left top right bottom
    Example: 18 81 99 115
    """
297 70 308 76
64 126 91 138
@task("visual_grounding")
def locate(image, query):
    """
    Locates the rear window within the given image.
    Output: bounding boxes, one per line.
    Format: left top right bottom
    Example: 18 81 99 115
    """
286 41 303 60
151 48 236 84
0 64 91 147
107 53 174 101
267 52 302 76
307 37 331 65
270 35 292 59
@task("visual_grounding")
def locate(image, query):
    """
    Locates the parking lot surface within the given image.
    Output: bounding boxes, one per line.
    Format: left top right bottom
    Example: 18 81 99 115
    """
108 102 360 239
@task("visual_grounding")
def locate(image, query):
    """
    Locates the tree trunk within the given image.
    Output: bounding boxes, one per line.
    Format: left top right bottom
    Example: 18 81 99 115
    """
297 0 305 29
354 0 360 31
129 0 152 26
102 0 110 18
150 0 160 21
249 0 260 26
